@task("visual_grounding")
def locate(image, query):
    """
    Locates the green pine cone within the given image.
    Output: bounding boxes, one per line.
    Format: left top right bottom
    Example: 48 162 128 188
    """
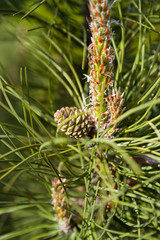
54 106 92 138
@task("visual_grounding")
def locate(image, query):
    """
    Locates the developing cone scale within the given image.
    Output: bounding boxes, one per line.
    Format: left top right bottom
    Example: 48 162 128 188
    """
54 106 92 138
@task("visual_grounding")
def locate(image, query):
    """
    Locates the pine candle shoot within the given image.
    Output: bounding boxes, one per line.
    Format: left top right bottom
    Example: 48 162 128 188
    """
88 0 124 137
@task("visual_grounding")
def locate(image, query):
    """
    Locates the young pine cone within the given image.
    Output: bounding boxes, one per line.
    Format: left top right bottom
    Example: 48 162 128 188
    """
51 178 71 233
54 106 92 139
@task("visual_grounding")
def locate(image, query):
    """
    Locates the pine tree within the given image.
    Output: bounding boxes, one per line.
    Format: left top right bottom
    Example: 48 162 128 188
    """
0 0 160 239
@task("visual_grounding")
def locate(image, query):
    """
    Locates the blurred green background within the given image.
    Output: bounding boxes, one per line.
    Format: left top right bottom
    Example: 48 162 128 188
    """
0 0 88 110
0 1 88 238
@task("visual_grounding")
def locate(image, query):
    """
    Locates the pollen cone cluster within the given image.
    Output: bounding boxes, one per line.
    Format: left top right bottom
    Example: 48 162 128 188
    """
88 0 124 136
54 106 92 139
51 178 71 233
103 88 124 136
